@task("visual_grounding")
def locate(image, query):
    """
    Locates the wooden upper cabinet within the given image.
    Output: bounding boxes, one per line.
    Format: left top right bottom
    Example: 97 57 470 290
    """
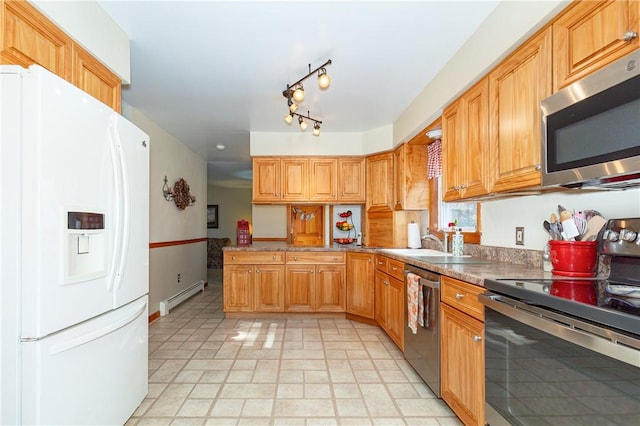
442 77 489 201
488 27 552 193
309 158 337 202
553 0 639 91
252 157 281 202
393 141 429 209
72 44 121 112
366 152 393 211
281 158 309 201
1 0 70 80
1 0 121 111
337 157 366 203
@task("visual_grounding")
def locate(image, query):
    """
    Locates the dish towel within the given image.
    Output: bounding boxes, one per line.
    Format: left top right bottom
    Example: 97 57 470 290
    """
427 138 442 179
406 273 422 334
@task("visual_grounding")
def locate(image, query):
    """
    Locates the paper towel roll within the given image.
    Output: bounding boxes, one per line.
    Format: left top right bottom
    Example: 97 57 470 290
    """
407 222 421 248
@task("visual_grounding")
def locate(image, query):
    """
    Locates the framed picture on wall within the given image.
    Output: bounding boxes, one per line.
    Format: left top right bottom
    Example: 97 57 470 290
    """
207 204 219 228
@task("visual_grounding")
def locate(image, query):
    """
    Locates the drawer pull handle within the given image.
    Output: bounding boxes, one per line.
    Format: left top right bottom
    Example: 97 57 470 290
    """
455 293 464 299
473 335 482 342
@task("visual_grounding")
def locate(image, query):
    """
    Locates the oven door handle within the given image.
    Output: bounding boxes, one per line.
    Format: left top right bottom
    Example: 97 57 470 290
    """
478 293 640 367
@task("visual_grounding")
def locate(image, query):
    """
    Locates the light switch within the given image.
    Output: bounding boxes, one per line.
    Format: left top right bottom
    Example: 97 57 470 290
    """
77 235 90 254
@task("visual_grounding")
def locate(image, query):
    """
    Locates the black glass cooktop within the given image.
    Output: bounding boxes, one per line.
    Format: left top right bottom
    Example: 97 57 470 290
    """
484 277 640 336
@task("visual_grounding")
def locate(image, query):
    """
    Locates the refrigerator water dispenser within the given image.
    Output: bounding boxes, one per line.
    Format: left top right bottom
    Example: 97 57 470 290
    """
65 212 106 284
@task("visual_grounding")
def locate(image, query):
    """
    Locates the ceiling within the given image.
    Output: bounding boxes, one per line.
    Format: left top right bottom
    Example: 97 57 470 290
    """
98 1 500 188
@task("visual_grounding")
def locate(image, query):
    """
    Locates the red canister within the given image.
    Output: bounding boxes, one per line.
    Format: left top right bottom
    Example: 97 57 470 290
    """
548 240 598 277
237 220 251 246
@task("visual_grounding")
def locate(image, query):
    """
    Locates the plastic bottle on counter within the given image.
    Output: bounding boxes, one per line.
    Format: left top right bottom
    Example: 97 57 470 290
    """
452 228 464 256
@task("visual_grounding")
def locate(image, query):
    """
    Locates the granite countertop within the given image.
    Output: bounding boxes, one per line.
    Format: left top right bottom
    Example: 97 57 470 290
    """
223 243 554 286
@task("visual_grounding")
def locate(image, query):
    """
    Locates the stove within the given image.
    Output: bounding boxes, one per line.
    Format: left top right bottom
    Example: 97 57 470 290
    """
482 218 640 426
485 218 640 336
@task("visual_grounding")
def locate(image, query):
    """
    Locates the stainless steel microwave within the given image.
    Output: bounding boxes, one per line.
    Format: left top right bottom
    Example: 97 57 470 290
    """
541 50 640 189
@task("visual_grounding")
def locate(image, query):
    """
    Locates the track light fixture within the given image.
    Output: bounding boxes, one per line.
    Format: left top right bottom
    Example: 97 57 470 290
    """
282 59 332 134
284 110 322 136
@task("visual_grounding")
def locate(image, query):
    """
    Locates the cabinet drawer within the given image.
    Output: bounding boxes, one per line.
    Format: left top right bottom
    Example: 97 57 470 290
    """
374 255 405 281
441 276 484 321
286 252 345 264
224 251 284 265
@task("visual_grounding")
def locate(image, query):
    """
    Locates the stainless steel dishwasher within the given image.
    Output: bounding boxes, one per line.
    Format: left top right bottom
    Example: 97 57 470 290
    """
403 264 441 397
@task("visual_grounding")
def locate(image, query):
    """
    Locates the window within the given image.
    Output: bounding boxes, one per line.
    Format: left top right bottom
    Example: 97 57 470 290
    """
436 178 478 232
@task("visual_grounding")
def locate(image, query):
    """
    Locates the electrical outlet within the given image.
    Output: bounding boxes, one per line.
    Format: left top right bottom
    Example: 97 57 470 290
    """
177 273 181 283
515 227 525 245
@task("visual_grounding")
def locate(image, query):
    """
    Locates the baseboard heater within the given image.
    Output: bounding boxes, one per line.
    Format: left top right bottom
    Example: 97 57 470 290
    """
159 280 205 316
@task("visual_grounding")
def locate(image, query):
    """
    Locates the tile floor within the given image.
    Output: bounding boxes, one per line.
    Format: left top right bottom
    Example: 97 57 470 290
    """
126 269 461 425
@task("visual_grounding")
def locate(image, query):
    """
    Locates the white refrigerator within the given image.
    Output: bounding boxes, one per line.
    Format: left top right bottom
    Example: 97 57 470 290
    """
1 65 149 425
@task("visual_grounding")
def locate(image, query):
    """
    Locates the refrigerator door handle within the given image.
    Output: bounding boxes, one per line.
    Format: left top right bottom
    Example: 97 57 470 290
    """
47 300 146 355
109 118 131 289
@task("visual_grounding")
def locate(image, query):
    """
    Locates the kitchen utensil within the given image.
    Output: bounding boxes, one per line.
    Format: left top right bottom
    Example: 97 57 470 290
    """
550 213 562 239
581 215 607 241
559 210 579 240
573 215 588 238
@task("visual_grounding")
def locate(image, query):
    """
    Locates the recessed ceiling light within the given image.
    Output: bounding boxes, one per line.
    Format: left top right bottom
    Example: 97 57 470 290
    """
215 144 225 151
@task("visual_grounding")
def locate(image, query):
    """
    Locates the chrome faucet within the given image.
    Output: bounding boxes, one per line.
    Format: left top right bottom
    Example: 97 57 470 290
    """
422 234 447 253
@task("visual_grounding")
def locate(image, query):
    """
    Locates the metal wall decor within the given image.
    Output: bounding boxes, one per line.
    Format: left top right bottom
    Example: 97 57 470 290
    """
163 176 196 210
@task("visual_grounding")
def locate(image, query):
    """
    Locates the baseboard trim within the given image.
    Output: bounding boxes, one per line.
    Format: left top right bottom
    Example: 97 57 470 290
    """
149 310 161 323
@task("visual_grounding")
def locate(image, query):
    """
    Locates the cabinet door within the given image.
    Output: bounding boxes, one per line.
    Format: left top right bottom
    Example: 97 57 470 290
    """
281 158 309 201
374 270 387 327
223 265 253 312
461 78 490 199
72 44 121 111
1 0 71 80
403 142 429 209
254 265 284 312
285 265 315 312
441 303 485 426
316 264 345 312
309 158 337 202
366 152 393 211
489 27 551 193
553 0 639 90
337 158 366 202
252 158 281 202
442 99 464 201
393 143 406 209
386 276 405 351
346 252 375 318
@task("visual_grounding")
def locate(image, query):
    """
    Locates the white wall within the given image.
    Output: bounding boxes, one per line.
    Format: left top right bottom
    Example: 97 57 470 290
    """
481 189 640 251
252 205 288 239
30 0 130 82
126 108 207 314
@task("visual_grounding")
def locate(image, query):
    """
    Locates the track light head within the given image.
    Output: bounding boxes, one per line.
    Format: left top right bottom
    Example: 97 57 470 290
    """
284 113 293 125
318 68 331 89
298 116 308 131
313 122 321 136
293 84 305 102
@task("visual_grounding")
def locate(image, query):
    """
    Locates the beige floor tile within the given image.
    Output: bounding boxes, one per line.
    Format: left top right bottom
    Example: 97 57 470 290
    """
129 272 460 425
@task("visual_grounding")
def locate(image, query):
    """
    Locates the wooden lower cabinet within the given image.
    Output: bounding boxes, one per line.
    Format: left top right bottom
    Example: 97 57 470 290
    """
223 251 285 313
223 265 254 312
253 265 285 312
346 252 375 318
284 265 346 312
374 255 405 350
440 277 485 426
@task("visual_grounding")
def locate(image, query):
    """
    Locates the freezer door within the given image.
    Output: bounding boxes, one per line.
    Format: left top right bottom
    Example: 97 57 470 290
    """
21 296 148 425
110 114 150 308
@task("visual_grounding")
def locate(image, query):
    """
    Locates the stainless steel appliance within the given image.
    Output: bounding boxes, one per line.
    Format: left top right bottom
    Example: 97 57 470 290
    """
404 265 441 397
541 50 640 189
480 218 640 425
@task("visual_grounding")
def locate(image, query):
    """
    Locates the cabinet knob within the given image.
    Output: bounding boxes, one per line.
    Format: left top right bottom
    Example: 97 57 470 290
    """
272 255 276 260
473 335 482 342
535 164 542 171
461 183 468 189
368 259 372 263
622 30 638 42
392 266 398 271
453 185 460 191
231 255 236 260
294 256 298 261
256 269 260 273
318 269 323 273
455 293 464 299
